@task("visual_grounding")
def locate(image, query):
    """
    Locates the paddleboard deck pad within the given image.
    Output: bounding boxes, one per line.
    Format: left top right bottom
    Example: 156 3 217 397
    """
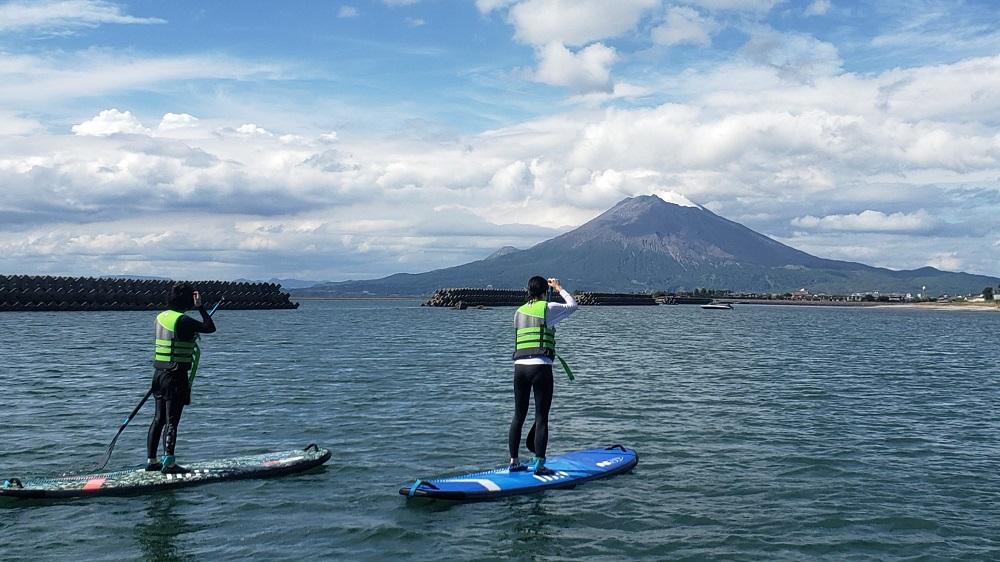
1 444 330 499
401 445 637 501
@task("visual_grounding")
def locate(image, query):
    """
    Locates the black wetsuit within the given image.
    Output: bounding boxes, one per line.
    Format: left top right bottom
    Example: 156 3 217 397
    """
508 363 554 458
146 308 216 460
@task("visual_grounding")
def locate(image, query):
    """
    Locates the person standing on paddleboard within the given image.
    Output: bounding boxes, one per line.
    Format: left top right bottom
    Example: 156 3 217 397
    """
509 275 577 476
147 283 216 474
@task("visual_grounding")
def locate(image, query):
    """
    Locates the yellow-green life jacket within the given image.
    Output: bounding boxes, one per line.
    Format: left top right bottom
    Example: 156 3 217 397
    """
513 300 556 360
154 310 197 367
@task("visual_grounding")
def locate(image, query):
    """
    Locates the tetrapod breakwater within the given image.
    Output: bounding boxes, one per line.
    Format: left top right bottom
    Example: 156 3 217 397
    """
573 292 657 306
0 275 299 312
422 288 657 307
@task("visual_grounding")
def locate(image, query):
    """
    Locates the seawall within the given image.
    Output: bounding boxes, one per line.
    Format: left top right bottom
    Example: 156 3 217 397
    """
0 275 298 311
422 288 657 307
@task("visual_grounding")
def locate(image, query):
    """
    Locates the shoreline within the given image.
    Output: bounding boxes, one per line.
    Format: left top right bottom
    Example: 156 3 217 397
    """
874 302 1000 312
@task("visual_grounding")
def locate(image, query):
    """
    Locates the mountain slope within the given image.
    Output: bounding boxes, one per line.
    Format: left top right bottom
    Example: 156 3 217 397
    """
296 195 999 296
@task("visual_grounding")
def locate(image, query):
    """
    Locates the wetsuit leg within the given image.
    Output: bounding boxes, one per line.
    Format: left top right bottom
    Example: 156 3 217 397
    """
146 397 167 459
161 398 185 456
508 365 533 458
531 364 554 458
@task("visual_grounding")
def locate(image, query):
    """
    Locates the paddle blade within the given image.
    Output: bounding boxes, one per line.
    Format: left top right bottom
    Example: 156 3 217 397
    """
526 422 536 454
95 430 123 471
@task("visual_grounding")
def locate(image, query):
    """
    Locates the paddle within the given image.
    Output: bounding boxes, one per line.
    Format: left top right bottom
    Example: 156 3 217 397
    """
95 300 222 470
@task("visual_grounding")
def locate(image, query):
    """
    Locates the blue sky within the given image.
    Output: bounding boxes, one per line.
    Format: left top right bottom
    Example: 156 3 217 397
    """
0 0 998 283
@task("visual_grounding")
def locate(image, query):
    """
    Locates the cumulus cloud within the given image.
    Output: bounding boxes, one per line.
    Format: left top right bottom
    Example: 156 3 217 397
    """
532 41 617 92
337 5 359 18
791 210 938 233
0 0 165 31
652 6 719 47
157 112 199 131
71 108 150 136
804 0 830 16
508 0 659 46
234 123 273 137
3 48 1000 279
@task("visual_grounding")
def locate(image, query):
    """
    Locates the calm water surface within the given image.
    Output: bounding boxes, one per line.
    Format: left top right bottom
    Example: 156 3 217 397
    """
1 301 998 561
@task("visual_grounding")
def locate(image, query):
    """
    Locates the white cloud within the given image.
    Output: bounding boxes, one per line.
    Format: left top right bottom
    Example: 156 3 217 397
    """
381 0 419 5
566 82 654 105
405 17 425 27
652 6 718 47
0 0 165 31
234 123 273 137
532 41 617 92
2 49 1000 279
508 0 659 46
157 112 199 131
742 28 843 80
927 251 963 272
680 0 780 12
0 51 286 106
71 108 149 136
337 5 359 18
476 0 517 13
804 0 830 16
653 190 702 208
0 111 42 135
791 210 938 233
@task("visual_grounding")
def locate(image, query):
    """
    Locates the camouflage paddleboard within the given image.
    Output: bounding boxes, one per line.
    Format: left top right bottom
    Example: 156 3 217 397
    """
1 444 331 499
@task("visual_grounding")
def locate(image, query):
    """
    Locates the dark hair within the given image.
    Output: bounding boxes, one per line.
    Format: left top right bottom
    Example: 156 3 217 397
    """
527 276 547 299
167 283 195 310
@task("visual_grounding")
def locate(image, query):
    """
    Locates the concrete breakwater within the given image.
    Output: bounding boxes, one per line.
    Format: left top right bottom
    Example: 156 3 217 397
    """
422 288 657 307
0 275 298 311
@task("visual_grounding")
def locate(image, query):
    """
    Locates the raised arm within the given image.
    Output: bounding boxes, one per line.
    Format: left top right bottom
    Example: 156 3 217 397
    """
545 277 577 325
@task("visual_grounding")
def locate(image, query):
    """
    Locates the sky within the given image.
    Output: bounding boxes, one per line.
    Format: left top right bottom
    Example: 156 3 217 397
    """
0 0 998 282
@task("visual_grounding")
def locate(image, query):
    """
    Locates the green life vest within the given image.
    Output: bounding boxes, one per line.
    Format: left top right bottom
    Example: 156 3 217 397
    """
154 310 197 366
513 300 556 360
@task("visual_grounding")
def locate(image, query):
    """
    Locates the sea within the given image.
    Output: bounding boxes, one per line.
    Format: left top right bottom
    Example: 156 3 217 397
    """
1 300 998 561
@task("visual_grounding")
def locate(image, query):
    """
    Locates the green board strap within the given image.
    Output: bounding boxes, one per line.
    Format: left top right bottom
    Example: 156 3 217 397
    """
187 344 202 400
555 353 575 381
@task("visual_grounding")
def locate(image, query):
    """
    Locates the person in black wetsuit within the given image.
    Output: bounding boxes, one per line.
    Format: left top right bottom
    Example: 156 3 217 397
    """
146 283 216 474
508 276 577 475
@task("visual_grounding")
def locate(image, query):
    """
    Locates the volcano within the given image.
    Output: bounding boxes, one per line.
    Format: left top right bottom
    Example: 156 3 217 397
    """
297 195 998 296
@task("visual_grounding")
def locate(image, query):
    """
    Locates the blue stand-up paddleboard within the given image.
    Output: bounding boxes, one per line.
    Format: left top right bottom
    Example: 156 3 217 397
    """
401 445 638 501
1 444 331 499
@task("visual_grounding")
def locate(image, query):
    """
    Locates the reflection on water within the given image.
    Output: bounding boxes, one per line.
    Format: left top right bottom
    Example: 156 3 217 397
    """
134 493 194 562
496 497 556 559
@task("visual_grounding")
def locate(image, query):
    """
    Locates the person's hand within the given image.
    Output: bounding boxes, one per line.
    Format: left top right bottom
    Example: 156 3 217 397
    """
192 291 203 308
547 278 562 292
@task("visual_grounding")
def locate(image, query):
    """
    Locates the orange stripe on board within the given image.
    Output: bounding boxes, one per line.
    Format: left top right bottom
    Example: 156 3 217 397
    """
82 477 107 491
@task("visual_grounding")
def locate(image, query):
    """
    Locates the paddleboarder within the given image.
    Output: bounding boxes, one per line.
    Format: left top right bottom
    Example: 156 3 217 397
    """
147 283 216 473
509 276 577 475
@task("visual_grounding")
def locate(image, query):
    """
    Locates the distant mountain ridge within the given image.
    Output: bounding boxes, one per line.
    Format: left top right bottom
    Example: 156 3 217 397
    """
295 195 999 297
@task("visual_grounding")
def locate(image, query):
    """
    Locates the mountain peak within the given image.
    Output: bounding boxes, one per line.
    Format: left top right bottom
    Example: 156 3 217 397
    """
485 246 519 260
610 192 702 214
